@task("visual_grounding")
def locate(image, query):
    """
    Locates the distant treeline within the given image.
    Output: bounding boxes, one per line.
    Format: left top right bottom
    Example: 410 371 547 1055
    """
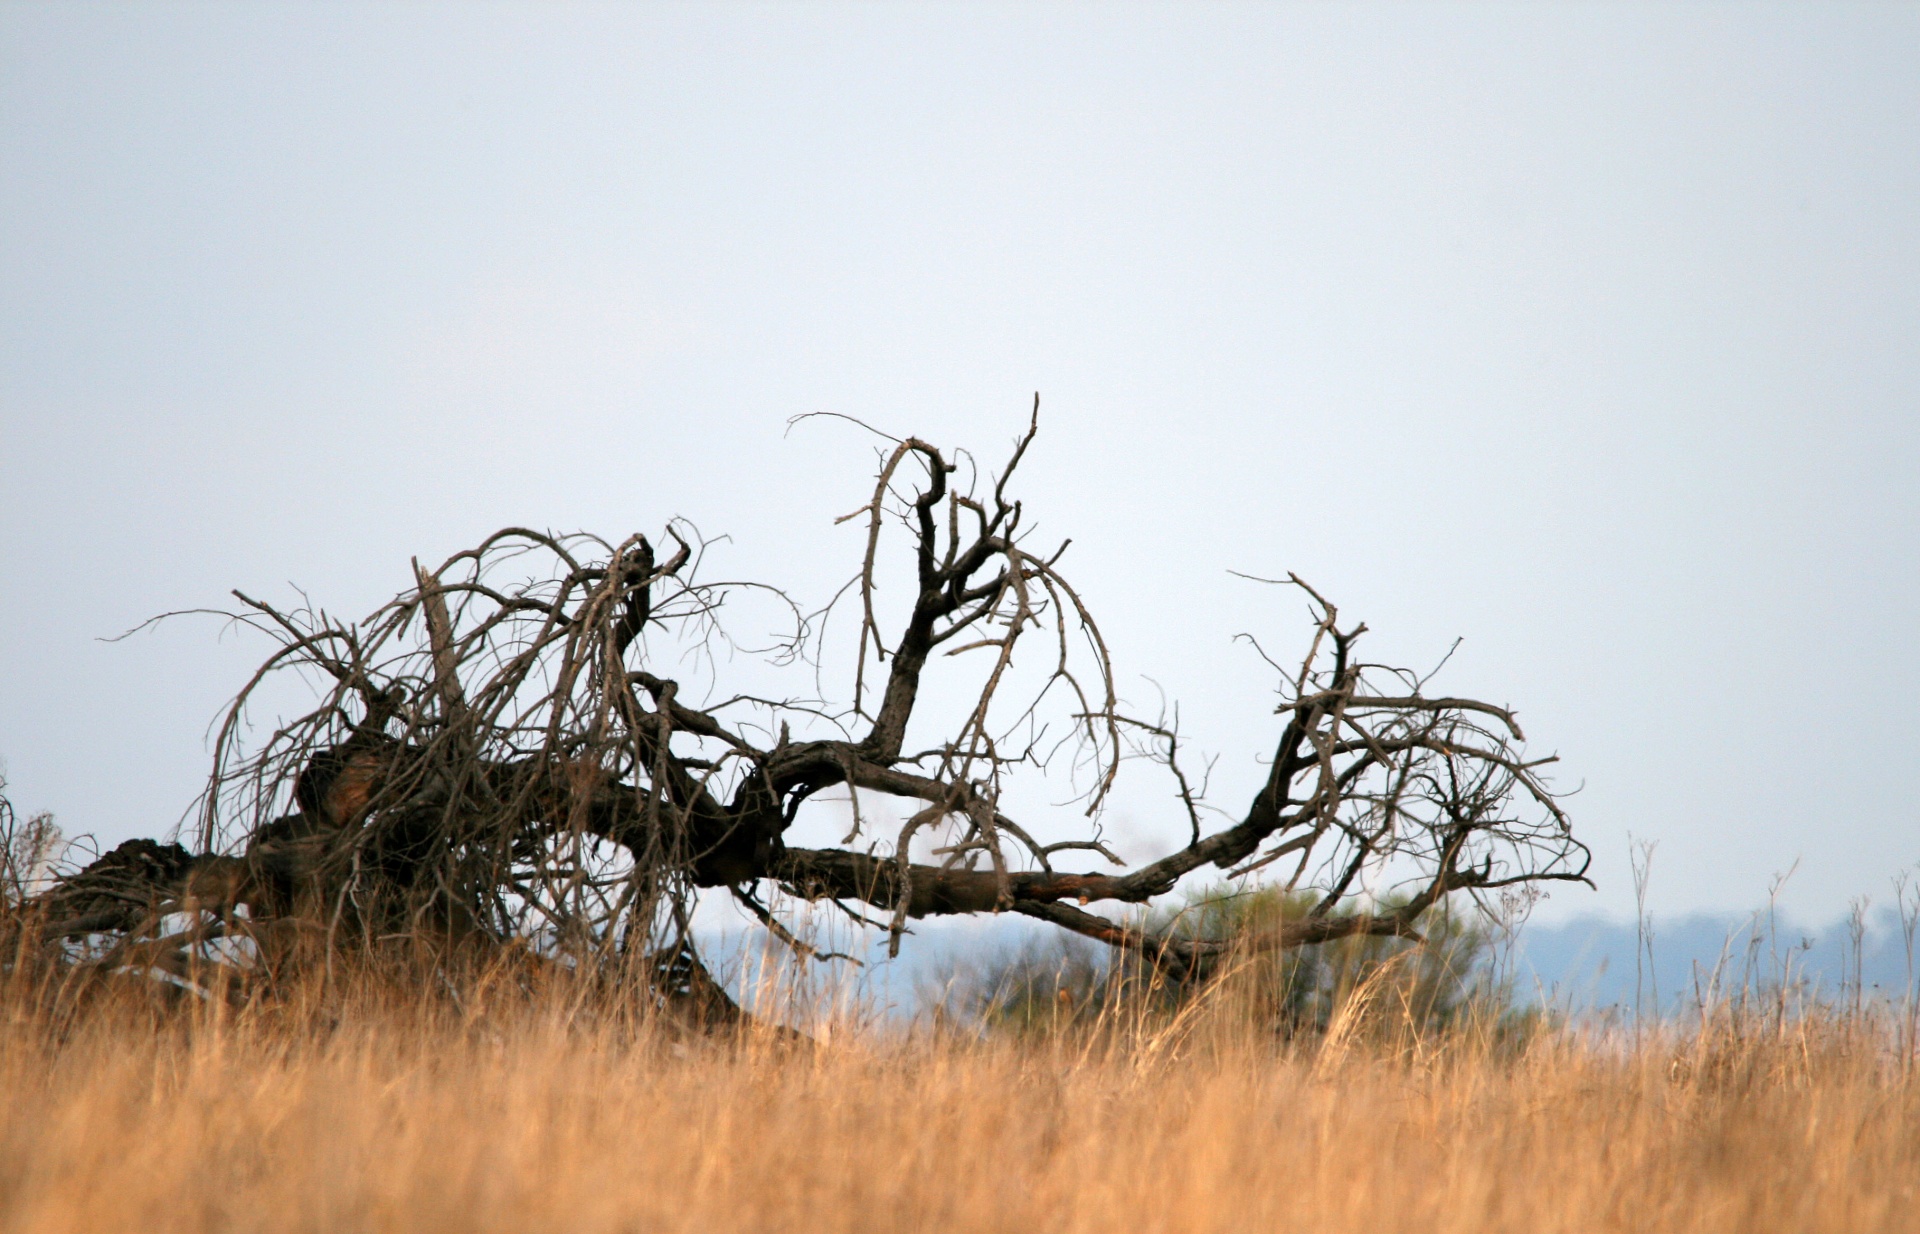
699 896 1920 1022
1513 906 1920 1013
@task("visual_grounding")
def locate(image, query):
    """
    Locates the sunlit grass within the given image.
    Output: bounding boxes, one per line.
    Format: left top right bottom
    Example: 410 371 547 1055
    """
0 952 1914 1234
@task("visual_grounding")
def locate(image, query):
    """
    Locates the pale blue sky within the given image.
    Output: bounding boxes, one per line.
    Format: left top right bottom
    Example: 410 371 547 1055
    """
2 2 1916 922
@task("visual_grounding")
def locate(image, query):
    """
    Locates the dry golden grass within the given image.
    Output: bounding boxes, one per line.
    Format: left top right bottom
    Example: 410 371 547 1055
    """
0 966 1915 1234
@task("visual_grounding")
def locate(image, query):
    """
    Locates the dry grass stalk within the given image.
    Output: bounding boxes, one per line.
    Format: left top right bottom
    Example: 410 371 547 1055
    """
0 963 1914 1234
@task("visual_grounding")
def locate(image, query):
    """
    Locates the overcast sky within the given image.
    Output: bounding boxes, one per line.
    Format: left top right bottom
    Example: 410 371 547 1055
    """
1 2 1915 924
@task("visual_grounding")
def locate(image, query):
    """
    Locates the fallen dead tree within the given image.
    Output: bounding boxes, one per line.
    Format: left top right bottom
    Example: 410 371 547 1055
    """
12 408 1589 1015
